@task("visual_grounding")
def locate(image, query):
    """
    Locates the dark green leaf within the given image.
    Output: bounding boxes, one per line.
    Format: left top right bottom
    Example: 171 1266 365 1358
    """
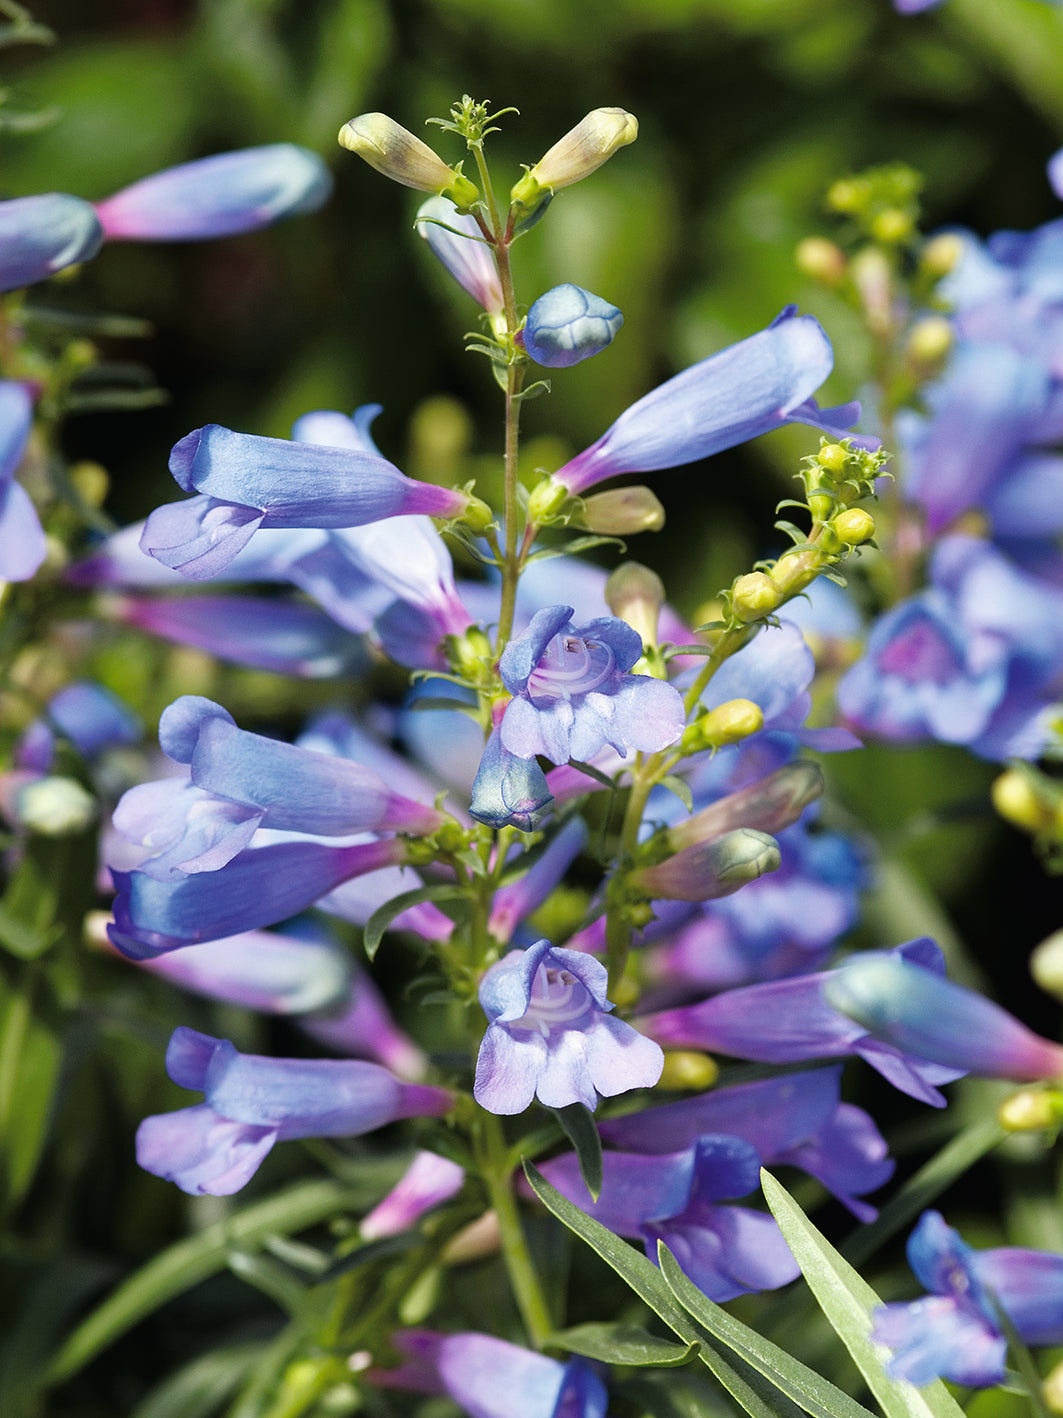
567 759 621 791
129 1341 267 1418
551 1322 697 1368
529 535 627 561
548 1103 603 1201
363 885 467 960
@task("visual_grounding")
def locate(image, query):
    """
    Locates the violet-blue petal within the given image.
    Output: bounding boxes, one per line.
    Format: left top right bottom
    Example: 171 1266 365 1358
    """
95 144 332 241
140 495 263 578
112 777 262 880
872 1298 1006 1387
417 196 504 313
554 308 837 494
136 1103 277 1196
975 1249 1063 1345
469 725 554 831
500 605 576 694
0 193 103 291
648 1201 799 1302
1051 146 1063 200
521 284 623 368
360 1151 466 1239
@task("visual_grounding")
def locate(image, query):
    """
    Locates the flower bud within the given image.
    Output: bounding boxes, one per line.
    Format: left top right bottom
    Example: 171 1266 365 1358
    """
794 236 846 285
510 108 638 210
869 207 914 244
605 562 665 649
730 571 784 623
519 284 623 368
1044 1358 1063 1416
920 232 964 278
906 315 953 373
817 443 849 475
16 775 97 835
526 475 569 524
0 193 104 292
1031 931 1063 1002
831 508 875 545
992 768 1053 833
998 1087 1062 1133
666 761 823 853
657 1051 719 1091
339 114 478 207
577 486 665 534
696 698 765 751
630 827 781 902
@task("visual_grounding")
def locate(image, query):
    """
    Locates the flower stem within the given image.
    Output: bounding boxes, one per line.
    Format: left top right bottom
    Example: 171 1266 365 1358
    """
479 1111 554 1348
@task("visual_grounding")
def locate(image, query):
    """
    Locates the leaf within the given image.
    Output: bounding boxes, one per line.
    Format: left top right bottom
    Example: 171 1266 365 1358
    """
659 775 694 813
548 1103 603 1201
45 1178 358 1385
528 534 627 561
761 1169 966 1418
568 759 621 791
524 1162 818 1418
363 885 467 960
225 1250 308 1318
129 1342 267 1418
552 1321 697 1368
657 1244 877 1418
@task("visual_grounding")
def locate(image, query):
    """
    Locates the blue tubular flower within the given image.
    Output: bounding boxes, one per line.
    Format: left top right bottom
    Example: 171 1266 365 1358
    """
94 144 331 240
16 681 140 772
872 1212 1063 1387
372 1330 607 1418
550 307 863 496
360 1151 466 1240
541 1134 799 1302
113 694 447 880
824 952 1063 1082
473 938 663 1114
498 605 685 765
520 284 623 368
140 424 474 579
136 1027 451 1195
0 380 46 582
0 193 104 291
109 836 412 958
469 725 554 832
637 938 966 1107
112 594 367 677
416 196 504 313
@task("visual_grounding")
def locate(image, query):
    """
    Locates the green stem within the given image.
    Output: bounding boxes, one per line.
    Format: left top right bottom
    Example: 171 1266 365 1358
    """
479 1112 554 1348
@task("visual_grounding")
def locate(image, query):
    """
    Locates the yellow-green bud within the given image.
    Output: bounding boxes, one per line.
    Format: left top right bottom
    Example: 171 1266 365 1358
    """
510 108 638 210
526 475 569 524
849 247 893 334
457 491 494 533
794 236 846 285
579 485 665 534
1031 930 1063 1001
831 508 875 546
698 698 764 749
921 231 965 278
906 315 953 369
657 1051 719 1091
731 571 784 623
448 626 493 680
826 176 869 214
991 768 1053 832
998 1087 1061 1133
70 460 109 508
605 562 665 650
17 775 97 835
870 207 914 245
339 114 479 207
818 443 849 475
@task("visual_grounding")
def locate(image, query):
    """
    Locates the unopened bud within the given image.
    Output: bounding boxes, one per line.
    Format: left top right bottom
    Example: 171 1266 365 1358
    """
630 827 781 903
849 247 893 334
17 775 96 835
339 114 479 208
449 626 493 680
657 1051 719 1091
510 108 638 210
870 207 914 244
456 491 494 533
667 761 823 854
70 460 109 508
519 284 623 368
527 475 569 524
921 232 965 278
1031 931 1063 1001
817 443 849 475
992 768 1053 833
906 315 953 369
731 572 784 623
998 1087 1061 1133
578 485 665 535
795 236 846 285
832 508 875 545
697 698 764 750
605 562 665 649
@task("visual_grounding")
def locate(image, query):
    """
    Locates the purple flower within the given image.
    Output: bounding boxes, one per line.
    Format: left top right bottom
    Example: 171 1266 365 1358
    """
136 1027 451 1195
488 818 588 944
0 193 103 291
825 951 1063 1082
474 938 663 1114
16 681 140 772
872 1211 1063 1386
637 938 966 1107
112 695 447 881
360 1151 466 1239
541 1133 799 1302
140 424 473 580
520 284 623 368
416 196 503 313
469 725 554 833
550 307 865 496
371 1330 607 1418
0 380 45 582
94 144 331 241
1051 147 1063 201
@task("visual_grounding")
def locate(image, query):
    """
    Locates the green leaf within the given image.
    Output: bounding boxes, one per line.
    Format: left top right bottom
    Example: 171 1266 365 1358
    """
617 1369 735 1418
761 1168 966 1418
528 534 627 561
567 759 621 791
657 1244 877 1418
225 1250 309 1318
0 983 61 1206
548 1103 603 1201
45 1178 359 1386
363 885 467 960
129 1342 267 1418
552 1321 697 1368
524 1162 816 1418
659 775 694 813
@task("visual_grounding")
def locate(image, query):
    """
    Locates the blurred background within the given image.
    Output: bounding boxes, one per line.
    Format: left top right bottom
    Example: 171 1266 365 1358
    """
3 2 1063 1413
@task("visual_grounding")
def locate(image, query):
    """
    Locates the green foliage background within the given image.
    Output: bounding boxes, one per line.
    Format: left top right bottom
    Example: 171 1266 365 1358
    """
2 1 1063 1415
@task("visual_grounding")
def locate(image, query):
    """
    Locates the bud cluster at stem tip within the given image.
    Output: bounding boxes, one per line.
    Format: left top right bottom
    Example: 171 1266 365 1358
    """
338 113 479 209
